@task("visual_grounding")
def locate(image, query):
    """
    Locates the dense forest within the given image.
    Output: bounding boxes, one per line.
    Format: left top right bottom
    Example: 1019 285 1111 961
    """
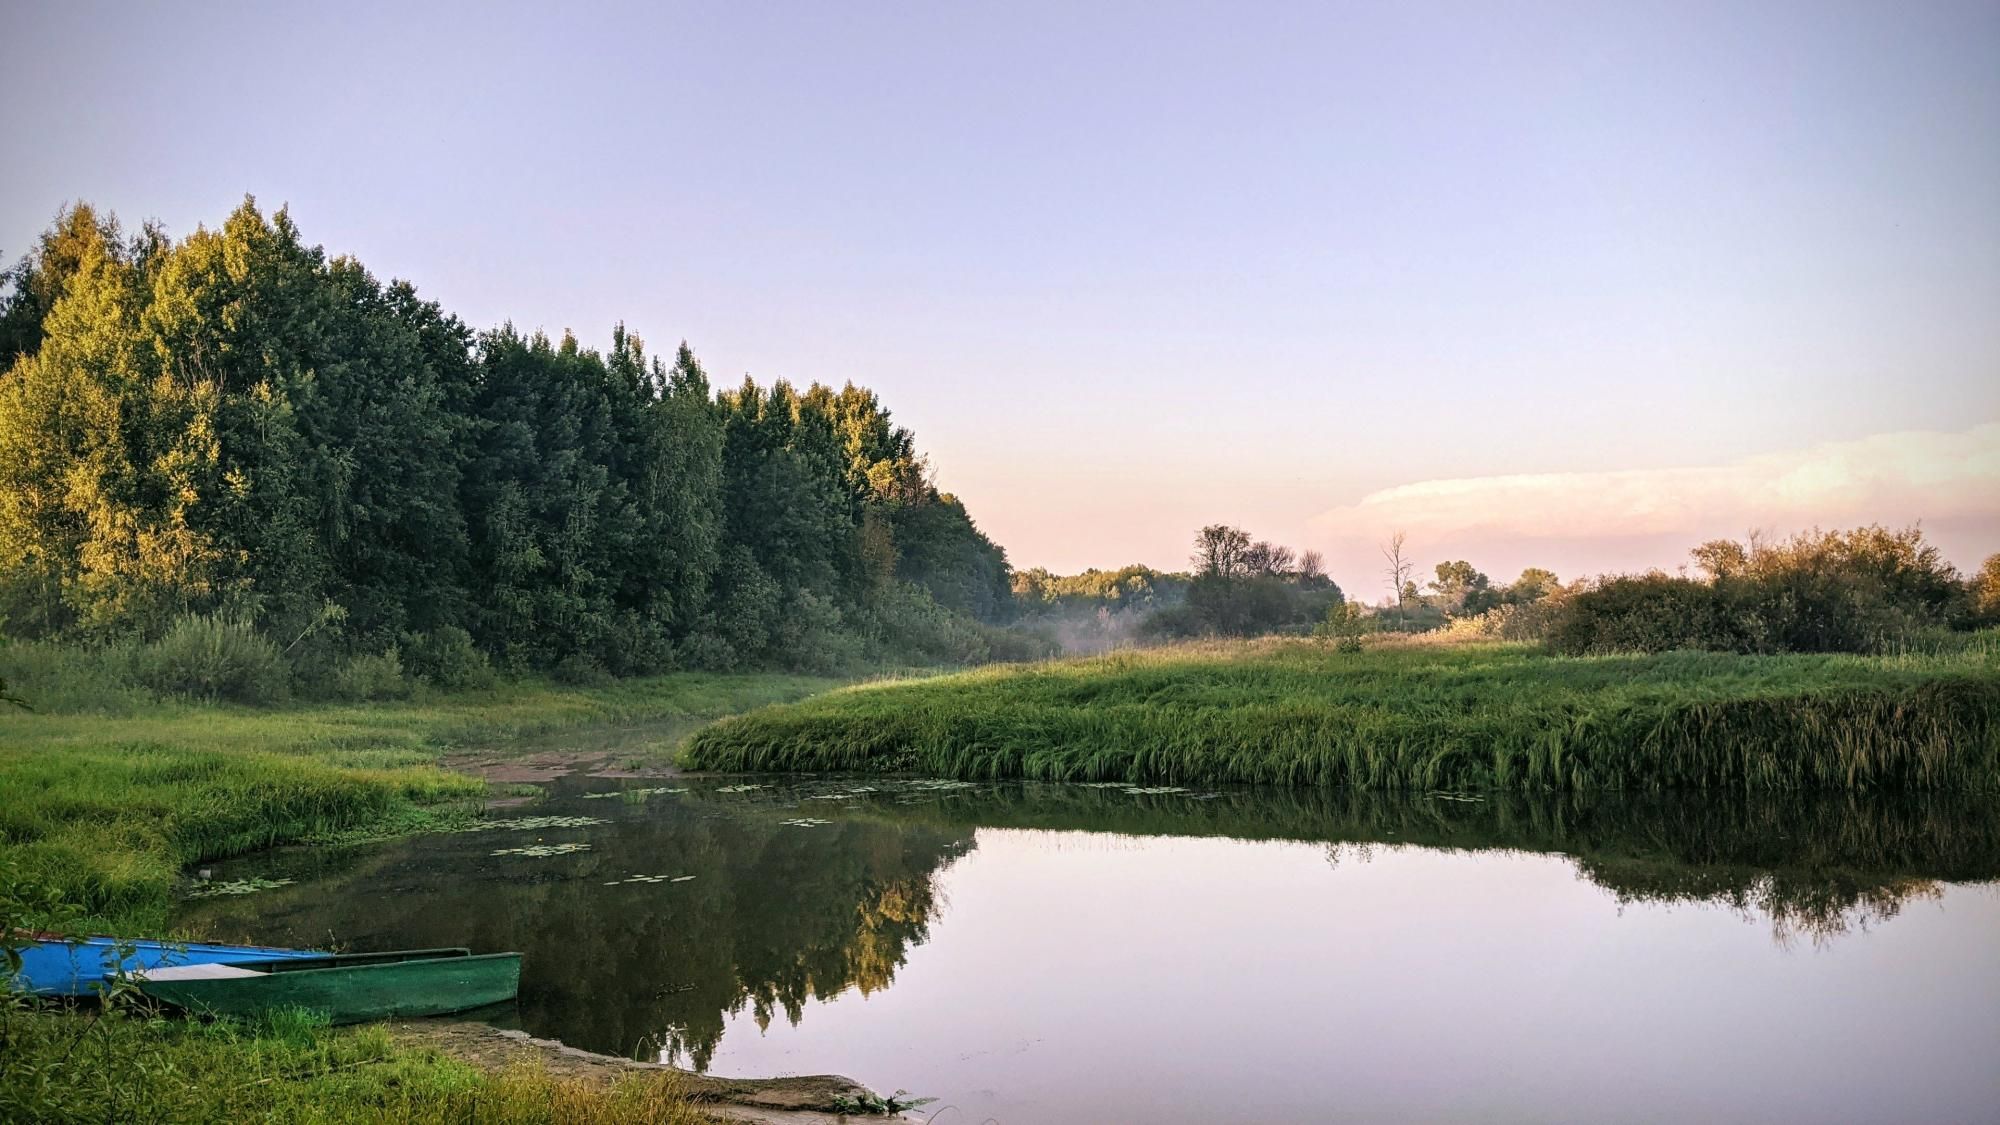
3 202 1994 708
0 200 1033 696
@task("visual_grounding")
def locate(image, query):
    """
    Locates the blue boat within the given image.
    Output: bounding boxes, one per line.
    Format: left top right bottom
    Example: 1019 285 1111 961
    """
8 936 323 997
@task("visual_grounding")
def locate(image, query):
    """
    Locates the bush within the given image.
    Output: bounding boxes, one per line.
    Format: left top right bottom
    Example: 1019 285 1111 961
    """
402 626 496 691
1143 575 1342 640
551 653 612 687
0 639 151 714
1313 601 1370 652
1545 574 1747 655
1969 554 2000 627
771 589 865 674
1441 600 1561 643
138 616 288 703
329 647 411 701
1548 526 1971 656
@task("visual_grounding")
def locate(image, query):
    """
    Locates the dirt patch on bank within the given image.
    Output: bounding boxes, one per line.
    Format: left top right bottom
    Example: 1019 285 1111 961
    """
441 749 683 785
394 1020 898 1123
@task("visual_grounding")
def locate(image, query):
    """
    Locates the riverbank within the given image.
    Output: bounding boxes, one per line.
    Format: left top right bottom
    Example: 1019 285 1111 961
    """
1 671 837 932
1 670 851 1123
681 637 2000 791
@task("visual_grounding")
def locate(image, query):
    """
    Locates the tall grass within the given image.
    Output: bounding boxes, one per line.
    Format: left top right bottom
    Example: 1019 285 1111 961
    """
0 670 841 931
0 1005 704 1124
682 637 2000 792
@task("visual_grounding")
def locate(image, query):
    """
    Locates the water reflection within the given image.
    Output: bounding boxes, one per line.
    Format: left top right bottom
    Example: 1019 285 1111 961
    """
177 781 2000 1066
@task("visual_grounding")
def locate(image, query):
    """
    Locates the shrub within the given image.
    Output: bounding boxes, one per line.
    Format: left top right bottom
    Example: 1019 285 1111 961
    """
1547 526 1970 656
1969 554 2000 627
1143 574 1341 640
402 626 496 691
864 582 989 666
0 639 151 714
138 616 288 703
1545 574 1747 655
329 647 411 701
772 589 865 674
551 653 612 687
1441 600 1561 643
1313 601 1369 652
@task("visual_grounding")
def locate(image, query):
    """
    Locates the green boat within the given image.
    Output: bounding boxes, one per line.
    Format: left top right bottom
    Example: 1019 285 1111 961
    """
136 947 521 1024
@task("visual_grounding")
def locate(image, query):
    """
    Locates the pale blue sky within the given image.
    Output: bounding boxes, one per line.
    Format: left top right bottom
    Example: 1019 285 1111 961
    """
5 0 1996 587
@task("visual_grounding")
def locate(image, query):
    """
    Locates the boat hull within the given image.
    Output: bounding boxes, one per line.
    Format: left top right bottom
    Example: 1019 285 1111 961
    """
138 949 523 1024
9 937 320 997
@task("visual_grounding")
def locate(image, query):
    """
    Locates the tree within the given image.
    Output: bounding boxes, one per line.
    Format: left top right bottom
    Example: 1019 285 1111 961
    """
1508 567 1560 603
1381 532 1414 626
1691 539 1750 580
1975 554 2000 625
0 202 126 363
1296 550 1330 589
1242 540 1297 577
1428 560 1497 617
1192 525 1252 578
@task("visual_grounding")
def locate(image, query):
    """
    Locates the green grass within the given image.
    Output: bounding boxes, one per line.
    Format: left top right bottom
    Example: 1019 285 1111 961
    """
682 637 2000 791
0 668 840 1121
0 1004 703 1124
0 671 840 932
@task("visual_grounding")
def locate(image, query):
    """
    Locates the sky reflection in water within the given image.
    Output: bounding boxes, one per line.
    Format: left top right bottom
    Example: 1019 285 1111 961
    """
178 780 2000 1124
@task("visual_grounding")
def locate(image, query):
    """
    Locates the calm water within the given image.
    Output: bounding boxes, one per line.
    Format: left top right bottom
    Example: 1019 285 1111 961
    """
179 777 2000 1124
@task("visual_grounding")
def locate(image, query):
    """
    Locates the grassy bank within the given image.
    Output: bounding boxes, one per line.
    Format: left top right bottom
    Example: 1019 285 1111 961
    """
0 671 837 933
0 1006 702 1124
682 638 2000 791
1 670 840 1122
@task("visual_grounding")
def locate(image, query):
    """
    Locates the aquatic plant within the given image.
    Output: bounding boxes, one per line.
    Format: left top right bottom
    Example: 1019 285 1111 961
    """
181 877 295 899
465 815 608 832
683 638 2000 792
580 786 686 800
831 1089 938 1115
490 843 593 858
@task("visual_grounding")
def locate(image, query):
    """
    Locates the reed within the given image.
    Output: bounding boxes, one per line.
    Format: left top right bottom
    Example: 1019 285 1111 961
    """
681 637 2000 792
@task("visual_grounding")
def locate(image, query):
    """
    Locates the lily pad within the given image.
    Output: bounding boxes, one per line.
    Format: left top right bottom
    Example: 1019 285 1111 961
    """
491 842 593 858
183 876 295 899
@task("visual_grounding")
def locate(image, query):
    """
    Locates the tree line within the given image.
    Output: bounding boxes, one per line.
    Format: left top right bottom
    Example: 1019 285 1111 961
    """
0 200 1029 696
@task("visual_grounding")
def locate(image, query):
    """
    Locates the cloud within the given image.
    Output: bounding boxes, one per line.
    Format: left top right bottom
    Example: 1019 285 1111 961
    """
1310 423 2000 546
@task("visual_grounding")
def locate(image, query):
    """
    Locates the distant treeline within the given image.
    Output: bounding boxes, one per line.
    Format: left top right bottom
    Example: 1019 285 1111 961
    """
0 200 1038 697
1017 523 2000 658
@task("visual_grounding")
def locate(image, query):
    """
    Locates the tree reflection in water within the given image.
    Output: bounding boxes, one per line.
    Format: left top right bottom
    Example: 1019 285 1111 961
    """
178 780 2000 1063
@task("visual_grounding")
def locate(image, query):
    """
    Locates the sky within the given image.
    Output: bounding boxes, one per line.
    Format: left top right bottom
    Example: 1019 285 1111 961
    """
4 0 1996 597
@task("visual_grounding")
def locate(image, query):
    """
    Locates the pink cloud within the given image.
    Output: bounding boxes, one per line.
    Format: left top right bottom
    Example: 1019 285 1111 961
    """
1308 424 2000 586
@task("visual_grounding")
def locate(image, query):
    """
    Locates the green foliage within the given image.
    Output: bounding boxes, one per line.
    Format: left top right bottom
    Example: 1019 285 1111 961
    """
1313 601 1369 652
0 639 152 714
832 1089 938 1115
0 200 1020 686
328 646 411 702
139 614 290 703
1972 554 2000 626
1144 573 1343 640
0 1005 706 1124
1549 526 1972 656
1428 560 1499 616
1143 525 1343 640
551 653 614 687
683 637 2000 792
402 626 496 691
0 670 835 932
